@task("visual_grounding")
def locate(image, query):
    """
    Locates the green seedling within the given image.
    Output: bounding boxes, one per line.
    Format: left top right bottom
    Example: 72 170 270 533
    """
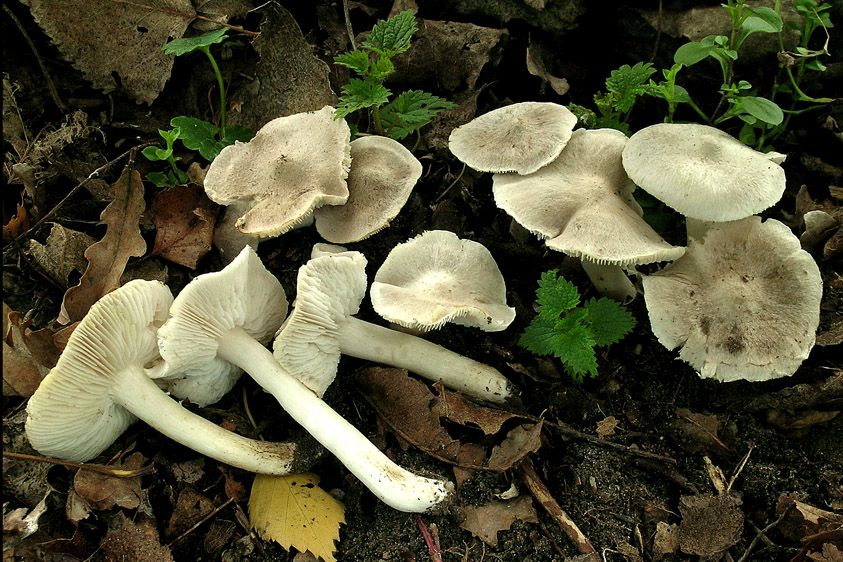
142 128 189 188
334 10 455 140
519 270 636 383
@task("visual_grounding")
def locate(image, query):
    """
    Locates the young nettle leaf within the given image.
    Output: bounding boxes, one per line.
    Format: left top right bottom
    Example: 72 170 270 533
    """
335 50 370 75
335 79 392 119
362 10 416 56
605 62 657 113
162 28 228 57
582 298 636 347
535 270 579 315
379 90 456 140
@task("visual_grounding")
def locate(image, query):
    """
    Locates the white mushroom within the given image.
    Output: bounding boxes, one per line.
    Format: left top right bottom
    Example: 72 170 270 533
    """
203 106 351 237
642 217 822 382
158 247 452 513
25 280 303 475
493 128 685 300
370 230 515 332
448 102 577 175
622 123 786 239
273 249 514 403
314 135 422 244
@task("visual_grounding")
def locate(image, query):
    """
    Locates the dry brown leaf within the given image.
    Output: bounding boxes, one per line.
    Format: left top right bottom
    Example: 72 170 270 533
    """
766 409 839 432
596 416 619 439
150 184 217 268
526 39 570 95
58 167 146 324
459 496 538 547
22 0 195 104
677 493 743 556
652 522 680 561
672 407 733 456
431 382 518 435
487 422 543 472
72 452 145 512
165 487 215 538
27 224 96 286
219 466 249 502
453 443 486 490
3 492 49 539
2 304 58 397
776 493 843 541
3 204 29 243
100 512 174 562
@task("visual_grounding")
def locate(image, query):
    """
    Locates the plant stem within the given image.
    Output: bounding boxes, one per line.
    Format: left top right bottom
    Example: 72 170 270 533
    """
371 104 385 136
202 47 227 132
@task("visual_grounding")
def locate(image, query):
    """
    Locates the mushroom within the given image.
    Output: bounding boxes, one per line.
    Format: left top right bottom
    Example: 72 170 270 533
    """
621 123 786 240
273 249 514 403
370 230 515 332
314 135 423 244
493 128 685 300
448 102 577 175
158 246 452 513
203 105 351 238
24 280 305 475
642 217 822 382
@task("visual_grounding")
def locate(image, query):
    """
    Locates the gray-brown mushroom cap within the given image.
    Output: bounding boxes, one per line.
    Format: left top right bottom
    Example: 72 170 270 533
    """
203 106 351 237
642 217 822 382
314 136 422 244
622 123 786 222
370 230 516 332
448 102 577 175
157 246 288 406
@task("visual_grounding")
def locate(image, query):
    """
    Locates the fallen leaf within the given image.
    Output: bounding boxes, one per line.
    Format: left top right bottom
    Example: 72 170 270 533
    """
677 493 743 556
22 0 195 104
58 167 146 324
72 452 145 512
2 204 29 243
487 422 543 472
249 473 345 562
150 183 217 268
431 383 518 435
806 543 843 562
165 487 215 539
453 443 486 490
3 491 49 539
766 409 839 432
27 224 96 286
776 493 843 541
2 304 57 397
100 511 174 562
672 407 733 456
596 416 619 439
219 465 248 502
526 38 570 95
459 496 538 547
652 522 680 561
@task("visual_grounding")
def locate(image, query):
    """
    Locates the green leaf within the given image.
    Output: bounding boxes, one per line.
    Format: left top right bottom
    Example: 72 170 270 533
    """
605 62 657 113
379 90 455 139
334 51 369 76
553 310 598 382
162 28 227 56
335 79 391 119
582 298 636 347
362 10 417 56
743 7 783 33
142 145 169 162
519 314 561 357
674 40 717 66
146 171 174 188
739 96 784 125
220 125 256 146
369 57 395 81
170 116 224 161
534 270 579 317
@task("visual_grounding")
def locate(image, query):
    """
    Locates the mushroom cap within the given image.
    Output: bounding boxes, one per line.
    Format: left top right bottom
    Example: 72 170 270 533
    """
25 280 173 462
204 106 351 237
272 251 368 397
622 123 786 222
314 135 423 244
157 246 288 406
642 217 822 382
370 230 516 332
493 128 685 266
448 102 577 175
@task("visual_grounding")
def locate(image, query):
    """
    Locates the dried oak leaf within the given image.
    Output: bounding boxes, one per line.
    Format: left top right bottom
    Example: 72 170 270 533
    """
27 224 96 286
151 183 217 268
776 493 843 542
58 167 146 324
487 422 543 472
2 304 59 397
3 204 30 243
677 493 743 556
21 0 196 104
431 382 517 435
672 407 733 456
459 496 538 547
72 452 145 513
165 487 215 539
100 511 174 562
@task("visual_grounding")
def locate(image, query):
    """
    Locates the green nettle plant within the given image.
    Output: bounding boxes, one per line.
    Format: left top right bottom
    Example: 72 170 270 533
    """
144 28 255 187
519 271 636 383
334 10 455 141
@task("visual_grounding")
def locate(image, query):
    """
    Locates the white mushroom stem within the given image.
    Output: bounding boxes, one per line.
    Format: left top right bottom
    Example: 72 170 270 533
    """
580 260 636 302
339 318 513 403
218 327 453 513
112 366 299 475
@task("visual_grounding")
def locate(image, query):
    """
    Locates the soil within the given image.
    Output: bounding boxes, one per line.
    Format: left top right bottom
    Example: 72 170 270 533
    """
3 1 842 561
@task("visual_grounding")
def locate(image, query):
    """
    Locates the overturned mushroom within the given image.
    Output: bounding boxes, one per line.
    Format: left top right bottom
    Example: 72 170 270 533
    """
314 135 422 244
158 246 452 513
370 230 515 332
203 106 351 237
448 102 577 175
493 128 685 300
25 280 305 475
642 217 822 382
273 249 514 403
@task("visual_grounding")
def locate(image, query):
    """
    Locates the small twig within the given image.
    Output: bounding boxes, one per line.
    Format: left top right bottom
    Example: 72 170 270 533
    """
342 0 356 50
726 444 754 493
167 497 235 546
735 507 790 562
242 387 265 441
2 451 155 478
517 457 598 558
112 0 259 36
434 163 466 204
415 515 443 562
543 418 678 465
3 5 67 113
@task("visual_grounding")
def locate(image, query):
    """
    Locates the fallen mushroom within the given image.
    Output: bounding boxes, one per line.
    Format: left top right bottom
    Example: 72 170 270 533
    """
448 101 577 175
273 248 514 403
622 123 786 239
370 230 516 332
642 217 822 382
203 105 351 238
493 128 685 300
314 135 423 244
24 280 306 475
158 246 452 513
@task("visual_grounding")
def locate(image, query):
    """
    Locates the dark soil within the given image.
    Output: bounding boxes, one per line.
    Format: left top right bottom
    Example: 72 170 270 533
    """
3 1 842 561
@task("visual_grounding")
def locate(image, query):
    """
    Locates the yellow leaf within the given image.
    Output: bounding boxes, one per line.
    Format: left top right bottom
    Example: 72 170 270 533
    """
248 473 345 562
